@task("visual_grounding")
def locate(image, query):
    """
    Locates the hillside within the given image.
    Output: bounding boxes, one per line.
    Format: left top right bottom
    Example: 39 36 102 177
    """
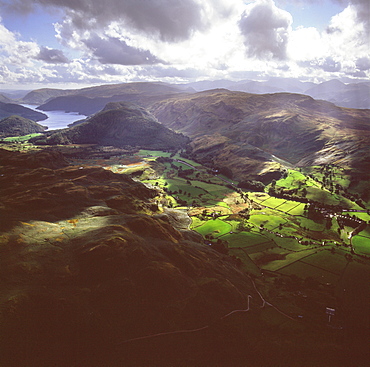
20 88 76 105
0 115 47 138
0 147 260 367
305 80 370 109
1 145 368 366
0 94 13 103
149 90 370 182
0 101 47 122
35 102 189 150
25 82 186 109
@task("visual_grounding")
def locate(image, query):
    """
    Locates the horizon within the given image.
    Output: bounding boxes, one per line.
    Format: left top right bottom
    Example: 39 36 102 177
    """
0 0 369 90
1 76 369 96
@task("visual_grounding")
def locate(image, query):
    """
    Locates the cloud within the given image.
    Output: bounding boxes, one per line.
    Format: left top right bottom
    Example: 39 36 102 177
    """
319 56 341 72
35 46 69 64
0 22 39 65
338 0 370 35
82 34 162 65
356 57 370 71
239 0 292 60
2 0 234 42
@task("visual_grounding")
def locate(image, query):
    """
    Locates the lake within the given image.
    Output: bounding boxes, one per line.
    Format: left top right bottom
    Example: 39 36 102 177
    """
22 105 88 130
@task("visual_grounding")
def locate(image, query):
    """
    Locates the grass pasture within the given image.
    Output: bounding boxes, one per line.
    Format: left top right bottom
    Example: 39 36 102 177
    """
194 218 231 238
300 250 348 275
272 235 309 252
277 258 341 284
2 133 42 142
258 248 318 271
249 212 286 230
299 217 325 232
221 231 270 248
286 203 306 215
352 235 370 255
276 169 307 189
260 196 286 209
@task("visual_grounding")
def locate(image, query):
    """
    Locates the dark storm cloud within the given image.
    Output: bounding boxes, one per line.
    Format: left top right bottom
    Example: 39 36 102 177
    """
320 57 341 72
239 0 292 60
83 34 162 65
35 46 69 63
356 57 370 71
1 0 210 42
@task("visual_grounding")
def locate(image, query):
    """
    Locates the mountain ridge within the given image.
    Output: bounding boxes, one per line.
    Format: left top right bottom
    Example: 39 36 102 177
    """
34 101 189 150
0 115 47 138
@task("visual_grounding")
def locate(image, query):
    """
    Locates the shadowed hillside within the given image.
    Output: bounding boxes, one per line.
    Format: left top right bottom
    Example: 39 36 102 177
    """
0 147 261 367
0 102 47 122
0 115 47 138
33 102 189 150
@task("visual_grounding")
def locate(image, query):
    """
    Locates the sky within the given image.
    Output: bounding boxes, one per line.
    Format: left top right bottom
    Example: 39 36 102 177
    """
0 0 369 89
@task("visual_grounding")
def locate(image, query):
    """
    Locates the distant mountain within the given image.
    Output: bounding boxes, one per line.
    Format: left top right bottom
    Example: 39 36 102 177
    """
178 79 239 91
24 79 369 118
0 115 47 138
0 101 47 121
25 82 186 108
228 80 284 94
36 102 189 150
181 78 316 94
37 95 121 116
0 89 32 100
20 88 75 105
149 89 370 182
0 94 13 103
305 80 370 109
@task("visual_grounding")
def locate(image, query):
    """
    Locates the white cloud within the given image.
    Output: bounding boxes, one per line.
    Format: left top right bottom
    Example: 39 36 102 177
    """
3 0 234 42
288 3 369 80
0 0 368 87
239 0 292 60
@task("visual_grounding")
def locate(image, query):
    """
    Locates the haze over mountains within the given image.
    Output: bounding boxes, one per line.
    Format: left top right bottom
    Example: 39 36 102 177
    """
5 78 368 110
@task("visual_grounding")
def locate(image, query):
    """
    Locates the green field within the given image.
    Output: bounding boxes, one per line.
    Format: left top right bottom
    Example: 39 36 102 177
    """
352 235 370 255
193 218 231 238
301 250 348 274
221 231 270 248
287 203 306 215
278 258 341 284
299 217 325 231
260 196 287 208
2 133 42 142
137 149 370 304
276 169 307 189
271 235 309 252
249 212 286 230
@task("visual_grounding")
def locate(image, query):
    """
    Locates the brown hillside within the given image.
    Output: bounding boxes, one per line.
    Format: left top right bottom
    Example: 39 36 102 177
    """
149 90 370 181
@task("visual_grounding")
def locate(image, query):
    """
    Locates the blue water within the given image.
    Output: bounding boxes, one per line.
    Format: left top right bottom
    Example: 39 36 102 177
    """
22 104 87 130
